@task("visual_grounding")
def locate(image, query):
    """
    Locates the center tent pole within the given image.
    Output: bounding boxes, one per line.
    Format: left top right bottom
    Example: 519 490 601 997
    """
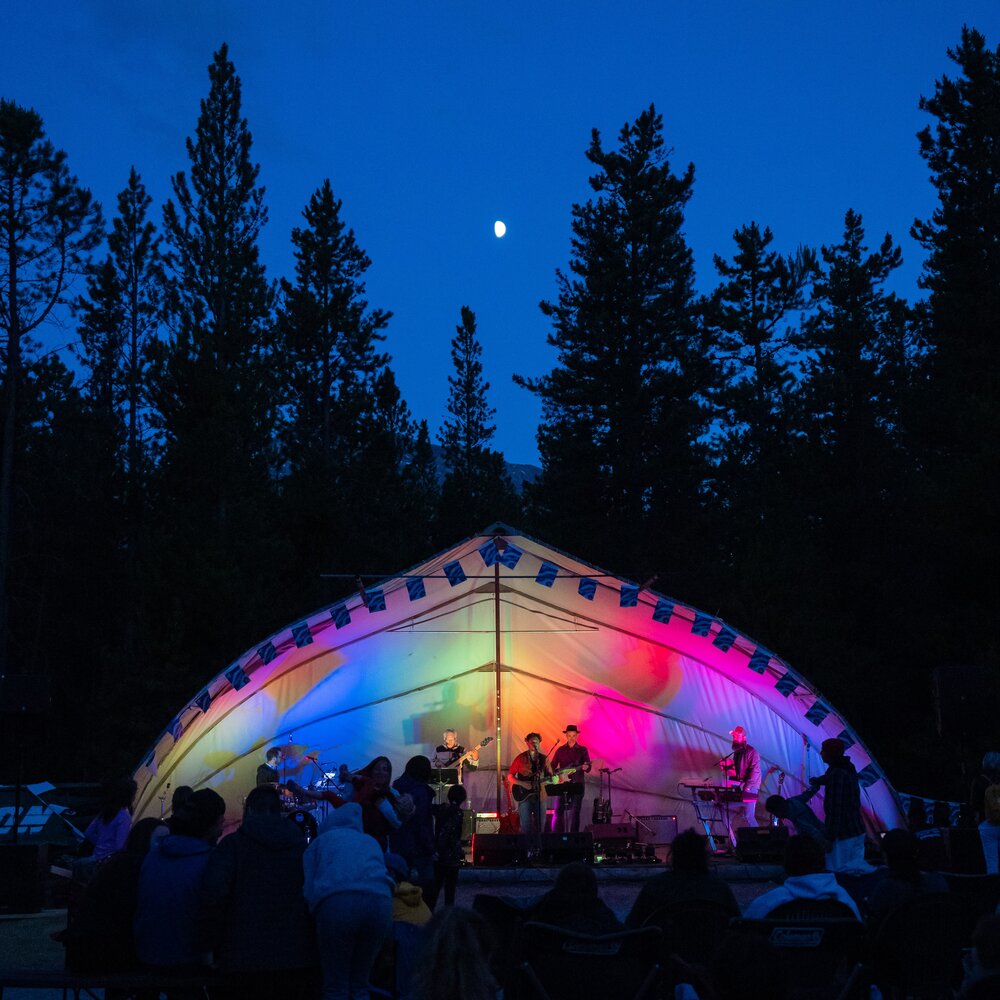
494 542 503 815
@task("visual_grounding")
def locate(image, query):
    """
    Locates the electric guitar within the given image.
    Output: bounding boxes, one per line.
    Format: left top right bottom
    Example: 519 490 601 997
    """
510 765 581 802
433 736 493 770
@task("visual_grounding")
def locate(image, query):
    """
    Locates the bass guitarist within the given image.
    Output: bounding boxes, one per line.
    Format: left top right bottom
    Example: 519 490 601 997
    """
433 729 479 772
507 732 553 843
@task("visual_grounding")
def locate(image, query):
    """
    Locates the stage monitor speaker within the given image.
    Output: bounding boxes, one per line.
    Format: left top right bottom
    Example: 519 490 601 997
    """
539 831 594 865
636 815 679 845
587 822 635 844
0 843 48 914
735 826 789 862
472 833 527 867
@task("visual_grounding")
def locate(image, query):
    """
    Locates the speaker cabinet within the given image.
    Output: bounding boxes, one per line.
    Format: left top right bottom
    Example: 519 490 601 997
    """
587 822 635 843
472 833 528 867
636 815 679 845
735 825 789 862
539 831 594 865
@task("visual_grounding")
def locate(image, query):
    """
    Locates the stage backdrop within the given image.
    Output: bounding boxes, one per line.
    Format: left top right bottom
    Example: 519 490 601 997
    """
132 525 905 836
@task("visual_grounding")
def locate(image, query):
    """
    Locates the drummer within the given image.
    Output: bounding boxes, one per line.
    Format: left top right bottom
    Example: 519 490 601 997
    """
432 729 478 771
256 747 285 787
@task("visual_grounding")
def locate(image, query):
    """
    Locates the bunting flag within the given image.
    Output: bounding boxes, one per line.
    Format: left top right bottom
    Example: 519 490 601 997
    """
331 604 351 629
498 544 522 569
443 561 466 586
747 648 772 674
837 729 856 749
225 663 250 691
652 598 674 624
366 588 387 612
578 577 597 601
712 626 737 652
406 577 426 601
619 584 639 608
169 718 184 742
805 701 830 726
774 672 797 697
691 612 713 637
291 622 313 648
257 641 278 665
478 539 501 566
858 764 881 788
194 690 212 713
535 562 558 587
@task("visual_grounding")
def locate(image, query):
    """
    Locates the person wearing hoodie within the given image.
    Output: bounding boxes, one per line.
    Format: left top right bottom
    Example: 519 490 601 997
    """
133 788 226 972
810 737 874 874
390 755 436 900
303 802 394 1000
199 785 319 1000
743 834 861 919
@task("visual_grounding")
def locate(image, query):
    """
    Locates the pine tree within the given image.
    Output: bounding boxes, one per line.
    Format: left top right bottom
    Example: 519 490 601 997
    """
516 105 714 581
439 305 517 537
0 100 102 665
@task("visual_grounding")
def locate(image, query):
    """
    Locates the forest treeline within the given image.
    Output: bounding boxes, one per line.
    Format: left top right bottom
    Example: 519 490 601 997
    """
1 31 997 797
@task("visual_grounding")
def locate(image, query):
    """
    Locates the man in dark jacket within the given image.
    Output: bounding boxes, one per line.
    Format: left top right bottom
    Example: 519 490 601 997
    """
810 738 873 874
199 786 318 1000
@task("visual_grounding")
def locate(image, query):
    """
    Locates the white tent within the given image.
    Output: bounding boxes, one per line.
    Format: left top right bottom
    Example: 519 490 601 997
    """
133 526 904 836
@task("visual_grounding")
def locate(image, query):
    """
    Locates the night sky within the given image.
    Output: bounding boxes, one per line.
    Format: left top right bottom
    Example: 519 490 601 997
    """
3 3 998 463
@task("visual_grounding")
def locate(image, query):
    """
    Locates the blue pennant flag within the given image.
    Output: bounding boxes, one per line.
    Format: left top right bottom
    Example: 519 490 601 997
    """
578 577 597 601
691 613 714 637
479 540 500 566
169 718 183 742
747 648 772 674
499 544 522 569
805 701 830 726
291 622 313 648
652 599 674 624
858 764 881 788
194 690 212 713
331 604 351 629
225 663 250 691
366 588 387 612
713 626 737 652
619 584 639 608
536 562 558 587
406 577 426 601
443 561 466 586
837 729 856 749
257 641 278 665
774 672 797 697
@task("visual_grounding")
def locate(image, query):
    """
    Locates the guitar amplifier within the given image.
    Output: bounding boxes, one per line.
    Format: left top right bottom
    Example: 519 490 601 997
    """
472 833 528 867
586 822 635 844
474 815 500 836
636 815 679 845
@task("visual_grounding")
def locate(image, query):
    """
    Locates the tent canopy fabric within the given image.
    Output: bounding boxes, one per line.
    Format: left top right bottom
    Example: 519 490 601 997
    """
133 526 904 834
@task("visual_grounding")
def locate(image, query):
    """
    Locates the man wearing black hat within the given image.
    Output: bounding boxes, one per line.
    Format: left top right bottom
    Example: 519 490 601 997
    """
550 725 592 833
809 737 873 874
508 733 553 842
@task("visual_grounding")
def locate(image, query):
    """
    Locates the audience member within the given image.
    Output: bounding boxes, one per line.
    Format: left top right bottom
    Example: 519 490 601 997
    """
302 802 394 1000
429 783 467 909
384 851 432 926
866 828 948 929
82 778 137 863
133 788 226 973
743 834 861 919
766 789 825 842
199 785 319 1000
626 828 739 928
959 914 1000 997
531 861 622 935
410 906 498 1000
64 816 166 973
972 752 1000 875
811 738 873 874
390 755 436 898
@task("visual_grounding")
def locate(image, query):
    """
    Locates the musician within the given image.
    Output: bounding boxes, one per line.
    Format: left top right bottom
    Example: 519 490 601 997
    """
433 729 478 771
725 726 761 827
549 725 592 833
256 747 284 787
507 733 553 840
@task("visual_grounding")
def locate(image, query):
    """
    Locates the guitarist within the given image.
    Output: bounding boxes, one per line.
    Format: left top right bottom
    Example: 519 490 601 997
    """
550 724 592 833
433 729 479 772
507 732 553 843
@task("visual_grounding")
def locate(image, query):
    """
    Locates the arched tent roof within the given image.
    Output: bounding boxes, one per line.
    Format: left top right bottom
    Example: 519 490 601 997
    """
133 526 904 834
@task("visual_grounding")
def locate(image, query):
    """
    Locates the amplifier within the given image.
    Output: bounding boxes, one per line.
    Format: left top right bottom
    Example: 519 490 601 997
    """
587 822 635 843
735 825 789 862
474 815 500 836
636 815 679 845
472 833 527 867
539 832 594 865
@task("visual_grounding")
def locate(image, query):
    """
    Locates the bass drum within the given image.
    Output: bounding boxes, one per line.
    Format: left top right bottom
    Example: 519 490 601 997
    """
286 808 319 843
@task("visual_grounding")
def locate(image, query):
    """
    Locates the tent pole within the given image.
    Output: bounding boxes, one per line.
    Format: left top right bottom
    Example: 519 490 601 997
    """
494 551 503 815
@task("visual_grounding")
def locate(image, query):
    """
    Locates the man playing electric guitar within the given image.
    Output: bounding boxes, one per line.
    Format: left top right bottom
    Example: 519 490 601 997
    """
507 732 553 842
433 729 485 773
549 724 592 833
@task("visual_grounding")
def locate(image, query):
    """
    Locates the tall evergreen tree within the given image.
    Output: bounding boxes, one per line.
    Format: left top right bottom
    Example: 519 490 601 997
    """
148 45 277 696
516 105 714 582
0 100 102 667
438 305 517 537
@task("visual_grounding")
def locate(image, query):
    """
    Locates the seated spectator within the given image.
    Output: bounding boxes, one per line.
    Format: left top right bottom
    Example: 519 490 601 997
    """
959 914 1000 997
866 828 948 929
766 790 825 842
626 828 739 928
531 861 622 935
429 784 468 910
303 802 394 1000
64 816 167 972
410 906 498 1000
199 785 319 1000
743 834 861 919
80 778 137 868
134 787 226 973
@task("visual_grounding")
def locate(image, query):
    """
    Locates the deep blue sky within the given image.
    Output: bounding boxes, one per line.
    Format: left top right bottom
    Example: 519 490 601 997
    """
3 3 998 464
